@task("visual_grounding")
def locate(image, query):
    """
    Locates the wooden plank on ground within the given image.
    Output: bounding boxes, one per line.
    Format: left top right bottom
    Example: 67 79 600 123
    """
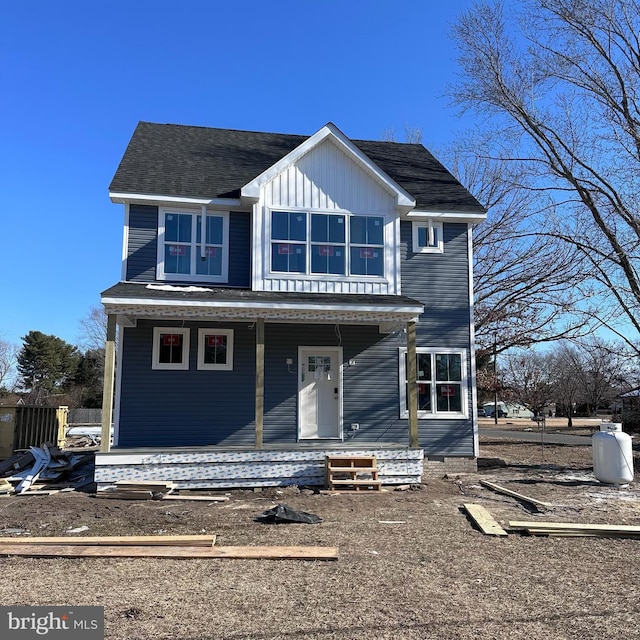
0 544 338 560
462 503 508 536
509 521 640 533
479 480 553 508
520 529 640 538
162 494 229 502
0 535 216 546
95 490 154 500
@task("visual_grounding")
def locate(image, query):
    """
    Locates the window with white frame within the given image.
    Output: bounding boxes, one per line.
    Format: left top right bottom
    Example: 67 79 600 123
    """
412 220 444 254
399 348 467 417
152 328 190 370
158 209 229 282
197 329 234 371
270 211 385 277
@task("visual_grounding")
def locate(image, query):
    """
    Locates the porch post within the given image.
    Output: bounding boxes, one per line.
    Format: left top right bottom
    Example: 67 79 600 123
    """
255 318 265 449
407 320 419 448
100 314 117 453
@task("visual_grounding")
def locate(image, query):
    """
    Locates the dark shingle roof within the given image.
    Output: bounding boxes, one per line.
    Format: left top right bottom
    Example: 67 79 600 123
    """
110 122 485 213
101 282 423 309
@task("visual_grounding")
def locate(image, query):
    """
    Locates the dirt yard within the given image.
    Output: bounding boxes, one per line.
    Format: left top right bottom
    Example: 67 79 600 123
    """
1 424 639 640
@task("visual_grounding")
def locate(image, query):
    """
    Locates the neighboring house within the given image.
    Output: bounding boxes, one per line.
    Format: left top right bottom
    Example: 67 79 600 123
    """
95 122 486 488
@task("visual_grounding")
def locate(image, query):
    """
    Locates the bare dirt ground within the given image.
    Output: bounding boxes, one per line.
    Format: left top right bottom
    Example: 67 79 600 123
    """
0 420 639 640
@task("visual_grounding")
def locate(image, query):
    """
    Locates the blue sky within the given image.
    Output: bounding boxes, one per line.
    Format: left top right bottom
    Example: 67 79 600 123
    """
1 0 473 350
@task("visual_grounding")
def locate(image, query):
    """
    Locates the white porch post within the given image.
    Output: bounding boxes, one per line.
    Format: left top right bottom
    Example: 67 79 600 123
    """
255 318 265 449
100 314 117 453
407 320 419 448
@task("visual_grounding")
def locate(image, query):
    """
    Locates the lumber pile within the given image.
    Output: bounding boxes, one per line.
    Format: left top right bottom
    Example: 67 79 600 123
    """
509 521 640 539
0 534 338 560
96 481 175 500
96 482 230 502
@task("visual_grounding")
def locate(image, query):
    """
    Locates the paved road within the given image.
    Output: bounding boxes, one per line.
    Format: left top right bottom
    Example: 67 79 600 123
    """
479 428 592 446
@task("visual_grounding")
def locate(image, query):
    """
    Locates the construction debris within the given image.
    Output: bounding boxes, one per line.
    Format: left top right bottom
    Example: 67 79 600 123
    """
0 444 94 495
96 481 175 500
257 503 322 524
509 520 640 539
462 503 508 536
479 480 553 509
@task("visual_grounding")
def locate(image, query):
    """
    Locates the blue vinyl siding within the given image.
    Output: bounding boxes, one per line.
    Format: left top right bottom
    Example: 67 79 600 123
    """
227 212 251 287
118 321 256 447
115 221 476 456
262 324 406 445
117 322 408 447
126 205 158 282
400 220 475 455
125 206 250 286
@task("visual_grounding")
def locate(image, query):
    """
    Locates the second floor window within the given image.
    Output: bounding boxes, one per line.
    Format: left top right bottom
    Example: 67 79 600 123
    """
158 209 229 282
270 211 385 277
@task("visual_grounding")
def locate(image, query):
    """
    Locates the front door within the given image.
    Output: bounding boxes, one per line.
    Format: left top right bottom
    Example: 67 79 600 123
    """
298 347 342 439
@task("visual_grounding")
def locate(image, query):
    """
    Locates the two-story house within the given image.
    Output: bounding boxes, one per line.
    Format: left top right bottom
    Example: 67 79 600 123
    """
95 122 486 489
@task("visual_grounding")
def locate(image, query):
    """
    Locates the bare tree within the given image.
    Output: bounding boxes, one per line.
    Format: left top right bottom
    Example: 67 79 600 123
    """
501 349 558 414
0 338 18 391
552 344 583 427
442 140 597 356
450 0 640 354
78 305 108 352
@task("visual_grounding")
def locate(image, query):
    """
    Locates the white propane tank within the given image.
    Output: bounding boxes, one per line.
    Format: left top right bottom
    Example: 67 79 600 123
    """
592 422 634 484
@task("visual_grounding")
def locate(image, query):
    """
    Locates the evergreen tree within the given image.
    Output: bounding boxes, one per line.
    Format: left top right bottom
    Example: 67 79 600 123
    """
17 331 80 401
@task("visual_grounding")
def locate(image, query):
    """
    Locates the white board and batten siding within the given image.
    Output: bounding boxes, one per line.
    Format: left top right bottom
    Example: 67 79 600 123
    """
253 139 401 295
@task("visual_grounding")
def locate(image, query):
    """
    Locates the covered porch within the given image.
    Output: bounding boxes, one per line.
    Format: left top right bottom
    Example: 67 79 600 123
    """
98 283 425 488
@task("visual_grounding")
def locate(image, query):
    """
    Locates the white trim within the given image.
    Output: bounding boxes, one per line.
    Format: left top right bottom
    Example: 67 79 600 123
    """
468 224 479 456
110 192 242 208
104 295 423 316
412 220 444 254
297 346 343 440
266 208 390 281
152 327 190 370
121 203 130 281
393 216 402 294
241 123 415 211
197 328 234 371
156 208 230 283
398 347 469 419
406 210 486 224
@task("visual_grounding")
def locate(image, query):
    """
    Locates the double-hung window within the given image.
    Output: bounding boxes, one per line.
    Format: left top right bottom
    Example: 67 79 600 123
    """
270 211 385 277
158 209 229 282
399 348 467 417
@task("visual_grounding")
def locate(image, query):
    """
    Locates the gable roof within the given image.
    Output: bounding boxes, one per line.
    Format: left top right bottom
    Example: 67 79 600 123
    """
109 121 486 214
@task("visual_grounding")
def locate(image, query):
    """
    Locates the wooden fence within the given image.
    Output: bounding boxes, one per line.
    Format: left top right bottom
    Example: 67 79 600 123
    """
0 406 68 459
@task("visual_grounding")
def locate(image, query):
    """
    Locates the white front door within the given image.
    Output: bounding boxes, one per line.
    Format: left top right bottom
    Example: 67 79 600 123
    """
298 347 342 439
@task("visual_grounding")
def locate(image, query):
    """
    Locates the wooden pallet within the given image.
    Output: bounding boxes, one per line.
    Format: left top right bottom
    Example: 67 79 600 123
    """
325 455 382 491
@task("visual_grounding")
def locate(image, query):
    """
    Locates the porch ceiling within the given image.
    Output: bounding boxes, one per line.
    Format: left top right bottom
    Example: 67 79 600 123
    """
101 282 424 325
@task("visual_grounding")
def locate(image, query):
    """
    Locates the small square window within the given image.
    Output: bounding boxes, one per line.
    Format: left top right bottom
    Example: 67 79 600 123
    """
152 328 190 370
412 220 444 254
198 329 234 371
